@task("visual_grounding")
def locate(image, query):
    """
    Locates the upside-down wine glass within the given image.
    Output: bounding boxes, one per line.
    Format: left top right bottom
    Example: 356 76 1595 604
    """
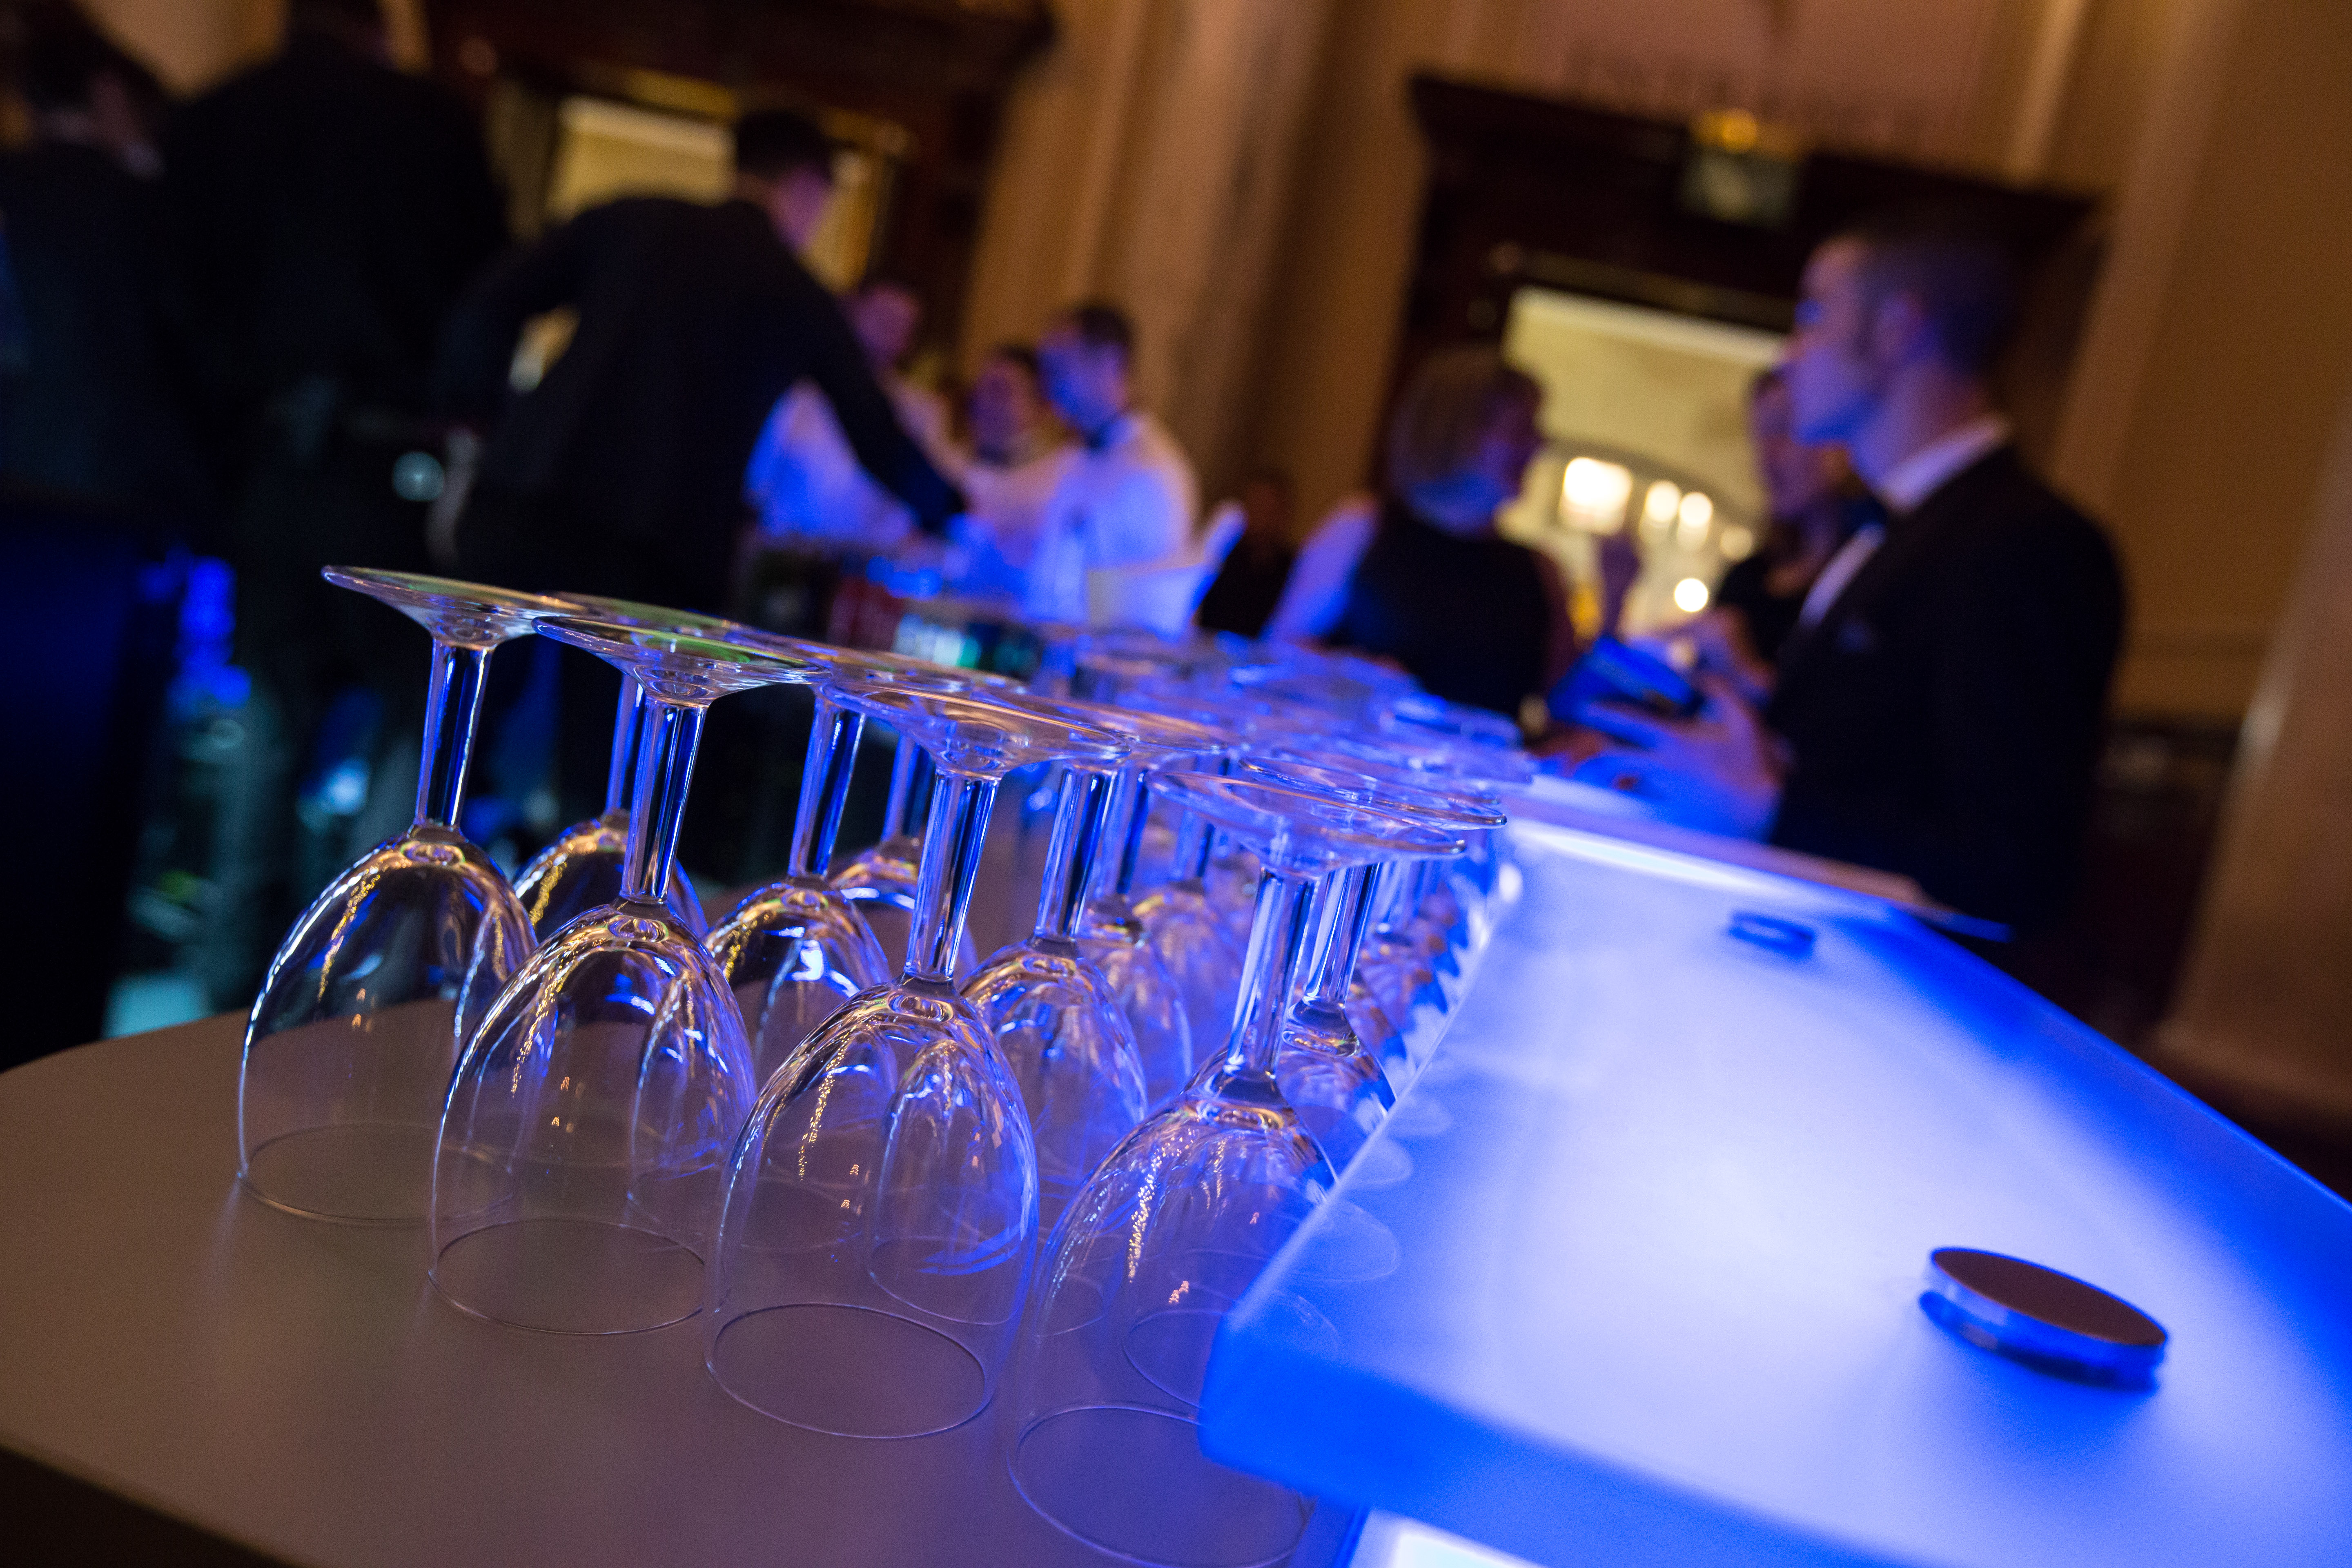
428 618 822 1334
537 592 998 1038
1007 773 1460 1568
1128 804 1247 1063
1104 692 1260 1055
1077 762 1203 1108
237 568 555 1224
706 642 1009 1087
959 742 1142 1233
704 688 1125 1438
1134 686 1329 938
706 674 889 1089
511 677 708 940
1290 735 1519 1014
1234 755 1496 1162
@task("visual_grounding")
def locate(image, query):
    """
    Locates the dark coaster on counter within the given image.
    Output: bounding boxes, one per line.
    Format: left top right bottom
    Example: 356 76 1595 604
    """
1920 1247 2167 1387
1728 910 1815 958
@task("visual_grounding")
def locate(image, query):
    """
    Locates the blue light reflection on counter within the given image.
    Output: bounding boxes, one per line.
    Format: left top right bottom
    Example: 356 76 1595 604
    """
1203 824 2352 1568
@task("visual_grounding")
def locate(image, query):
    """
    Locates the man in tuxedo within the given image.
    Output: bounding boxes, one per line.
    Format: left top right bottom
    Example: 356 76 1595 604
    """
432 108 964 846
434 109 961 610
1577 209 2124 931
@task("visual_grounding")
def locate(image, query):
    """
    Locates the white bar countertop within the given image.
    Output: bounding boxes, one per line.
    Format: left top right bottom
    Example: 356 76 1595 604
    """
0 1009 1348 1567
1203 821 2352 1567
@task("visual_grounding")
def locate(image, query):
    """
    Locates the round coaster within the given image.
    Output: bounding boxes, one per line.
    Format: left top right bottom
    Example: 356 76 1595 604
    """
1920 1247 2167 1386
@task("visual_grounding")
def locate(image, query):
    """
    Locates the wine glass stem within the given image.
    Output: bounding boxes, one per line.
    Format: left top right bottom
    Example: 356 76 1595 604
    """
1087 768 1150 902
622 698 705 904
880 731 918 839
601 677 646 817
1176 812 1214 881
1369 858 1407 934
788 695 865 882
905 771 996 984
881 733 935 842
1035 767 1114 943
413 641 490 830
1222 868 1315 1077
1301 862 1379 1010
1113 773 1152 895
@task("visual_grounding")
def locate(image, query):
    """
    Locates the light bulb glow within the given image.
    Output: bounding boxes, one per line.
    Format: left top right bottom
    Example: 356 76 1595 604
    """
1676 491 1715 549
1561 458 1634 532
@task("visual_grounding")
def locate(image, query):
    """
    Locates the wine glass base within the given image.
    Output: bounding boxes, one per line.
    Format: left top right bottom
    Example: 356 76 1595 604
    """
241 1123 438 1225
708 1303 987 1437
431 1219 703 1334
1011 1405 1307 1567
1124 1307 1227 1406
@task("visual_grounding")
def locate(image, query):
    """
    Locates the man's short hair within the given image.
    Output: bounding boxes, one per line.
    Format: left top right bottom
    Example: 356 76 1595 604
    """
1385 345 1541 496
1835 205 2024 379
733 109 836 184
1057 301 1135 362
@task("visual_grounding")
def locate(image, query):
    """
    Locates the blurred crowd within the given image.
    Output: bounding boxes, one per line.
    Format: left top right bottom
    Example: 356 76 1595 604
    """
2 0 2123 1048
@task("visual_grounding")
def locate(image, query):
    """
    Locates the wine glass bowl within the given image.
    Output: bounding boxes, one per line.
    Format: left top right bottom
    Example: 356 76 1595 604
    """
706 687 1126 1439
237 568 559 1225
428 618 823 1335
1007 771 1456 1568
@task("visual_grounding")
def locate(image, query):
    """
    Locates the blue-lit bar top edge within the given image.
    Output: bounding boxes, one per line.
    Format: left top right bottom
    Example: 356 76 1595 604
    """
1201 821 2352 1568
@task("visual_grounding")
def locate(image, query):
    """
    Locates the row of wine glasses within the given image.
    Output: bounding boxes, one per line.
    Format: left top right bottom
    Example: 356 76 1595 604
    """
233 566 1525 1568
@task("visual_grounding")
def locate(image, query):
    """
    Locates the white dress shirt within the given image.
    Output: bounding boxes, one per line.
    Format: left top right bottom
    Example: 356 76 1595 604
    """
952 438 1078 604
1796 413 2013 632
1024 409 1197 623
744 375 953 553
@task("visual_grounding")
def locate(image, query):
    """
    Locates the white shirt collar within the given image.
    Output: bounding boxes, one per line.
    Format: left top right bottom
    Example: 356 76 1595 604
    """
1872 412 2011 513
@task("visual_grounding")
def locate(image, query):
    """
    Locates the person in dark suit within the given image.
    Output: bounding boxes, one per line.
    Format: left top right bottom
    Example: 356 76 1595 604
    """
1574 209 2124 932
432 108 962 612
431 107 962 843
162 0 510 1004
0 9 206 518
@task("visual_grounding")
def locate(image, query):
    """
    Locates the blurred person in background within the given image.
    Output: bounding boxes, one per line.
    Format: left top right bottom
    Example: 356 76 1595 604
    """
1571 208 2123 931
1695 364 1884 702
949 342 1073 604
1265 345 1577 718
164 0 508 1003
744 274 955 554
1016 301 1195 622
431 107 962 827
0 6 205 517
1193 468 1297 639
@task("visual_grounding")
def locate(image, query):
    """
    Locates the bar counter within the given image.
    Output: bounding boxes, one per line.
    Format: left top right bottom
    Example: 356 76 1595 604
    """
5 818 2349 1566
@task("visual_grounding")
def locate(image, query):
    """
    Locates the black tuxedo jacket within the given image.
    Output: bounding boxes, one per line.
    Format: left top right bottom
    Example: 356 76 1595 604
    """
1764 446 2124 930
434 197 960 609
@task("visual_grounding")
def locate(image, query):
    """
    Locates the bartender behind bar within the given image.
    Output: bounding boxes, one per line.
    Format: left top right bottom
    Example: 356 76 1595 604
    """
1573 207 2125 933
